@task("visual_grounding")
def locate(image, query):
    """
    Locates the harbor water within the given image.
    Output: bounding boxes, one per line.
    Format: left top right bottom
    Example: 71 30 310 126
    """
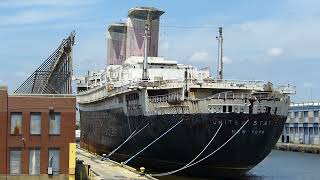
158 150 320 180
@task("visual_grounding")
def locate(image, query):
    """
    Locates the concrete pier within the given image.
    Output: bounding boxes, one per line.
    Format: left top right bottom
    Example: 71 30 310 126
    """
275 143 320 154
76 147 157 180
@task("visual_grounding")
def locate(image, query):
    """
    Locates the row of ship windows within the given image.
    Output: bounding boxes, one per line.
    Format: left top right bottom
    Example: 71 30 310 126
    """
10 112 61 136
288 110 320 118
10 148 60 175
208 105 248 113
208 105 278 114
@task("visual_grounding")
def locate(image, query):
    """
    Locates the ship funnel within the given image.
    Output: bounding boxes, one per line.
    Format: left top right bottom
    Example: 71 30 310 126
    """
107 23 127 65
126 7 164 59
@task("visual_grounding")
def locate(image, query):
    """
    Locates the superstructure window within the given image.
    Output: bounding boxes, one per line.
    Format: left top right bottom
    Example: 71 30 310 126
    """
223 106 226 113
126 93 139 101
30 113 41 135
49 112 61 135
118 96 123 103
10 150 21 175
10 113 22 135
48 149 60 175
29 149 40 175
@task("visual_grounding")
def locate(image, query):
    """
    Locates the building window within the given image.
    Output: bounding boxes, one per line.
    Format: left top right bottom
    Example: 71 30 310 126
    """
10 113 22 135
30 113 41 135
48 149 60 175
290 127 293 134
294 127 298 134
285 127 289 134
49 112 61 135
29 149 40 175
315 111 319 117
10 150 21 175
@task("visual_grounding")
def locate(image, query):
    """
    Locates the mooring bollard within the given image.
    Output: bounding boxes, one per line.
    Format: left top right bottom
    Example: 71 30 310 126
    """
140 167 145 175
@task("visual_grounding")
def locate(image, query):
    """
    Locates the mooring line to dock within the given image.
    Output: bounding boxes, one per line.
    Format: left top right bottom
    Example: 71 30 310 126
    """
151 119 249 177
107 123 150 158
152 123 223 176
123 119 184 165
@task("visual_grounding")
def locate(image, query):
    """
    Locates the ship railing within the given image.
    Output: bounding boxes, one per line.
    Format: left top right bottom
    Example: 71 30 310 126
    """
77 85 104 96
206 79 267 84
148 92 183 103
207 91 280 101
77 83 132 103
138 79 184 89
274 85 296 94
144 79 267 90
198 79 267 90
107 85 130 95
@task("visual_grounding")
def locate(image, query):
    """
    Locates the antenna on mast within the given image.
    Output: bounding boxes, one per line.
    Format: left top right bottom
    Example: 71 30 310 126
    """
142 12 151 81
216 27 223 79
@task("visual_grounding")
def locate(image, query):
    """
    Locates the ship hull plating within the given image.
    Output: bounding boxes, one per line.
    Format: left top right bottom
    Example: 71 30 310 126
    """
80 110 286 177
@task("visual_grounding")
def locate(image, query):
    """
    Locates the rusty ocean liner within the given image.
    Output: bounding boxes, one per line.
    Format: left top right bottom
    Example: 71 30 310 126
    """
77 7 295 177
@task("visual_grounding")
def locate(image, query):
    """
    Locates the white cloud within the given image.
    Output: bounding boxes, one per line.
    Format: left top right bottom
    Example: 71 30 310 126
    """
189 52 209 62
222 56 232 64
267 48 284 57
0 9 78 27
0 0 100 8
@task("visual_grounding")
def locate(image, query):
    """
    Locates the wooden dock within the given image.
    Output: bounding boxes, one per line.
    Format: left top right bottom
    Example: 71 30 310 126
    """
76 147 157 180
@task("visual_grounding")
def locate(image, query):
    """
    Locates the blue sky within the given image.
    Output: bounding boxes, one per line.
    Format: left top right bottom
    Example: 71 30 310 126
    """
0 0 319 102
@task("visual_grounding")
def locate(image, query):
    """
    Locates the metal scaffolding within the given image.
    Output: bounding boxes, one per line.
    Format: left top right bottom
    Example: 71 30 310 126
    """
15 31 75 94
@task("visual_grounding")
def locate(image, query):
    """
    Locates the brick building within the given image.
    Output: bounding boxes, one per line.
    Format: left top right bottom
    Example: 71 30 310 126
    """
0 86 76 179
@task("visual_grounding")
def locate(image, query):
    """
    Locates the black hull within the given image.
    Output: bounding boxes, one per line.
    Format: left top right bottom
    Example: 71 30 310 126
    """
80 110 286 178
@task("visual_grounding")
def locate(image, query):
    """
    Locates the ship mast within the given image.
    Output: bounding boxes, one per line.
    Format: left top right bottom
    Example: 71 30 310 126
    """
142 12 151 81
217 27 223 79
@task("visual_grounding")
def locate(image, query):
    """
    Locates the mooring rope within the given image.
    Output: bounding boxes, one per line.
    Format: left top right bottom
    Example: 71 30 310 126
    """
123 119 184 165
106 123 149 158
151 119 250 177
151 122 223 176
